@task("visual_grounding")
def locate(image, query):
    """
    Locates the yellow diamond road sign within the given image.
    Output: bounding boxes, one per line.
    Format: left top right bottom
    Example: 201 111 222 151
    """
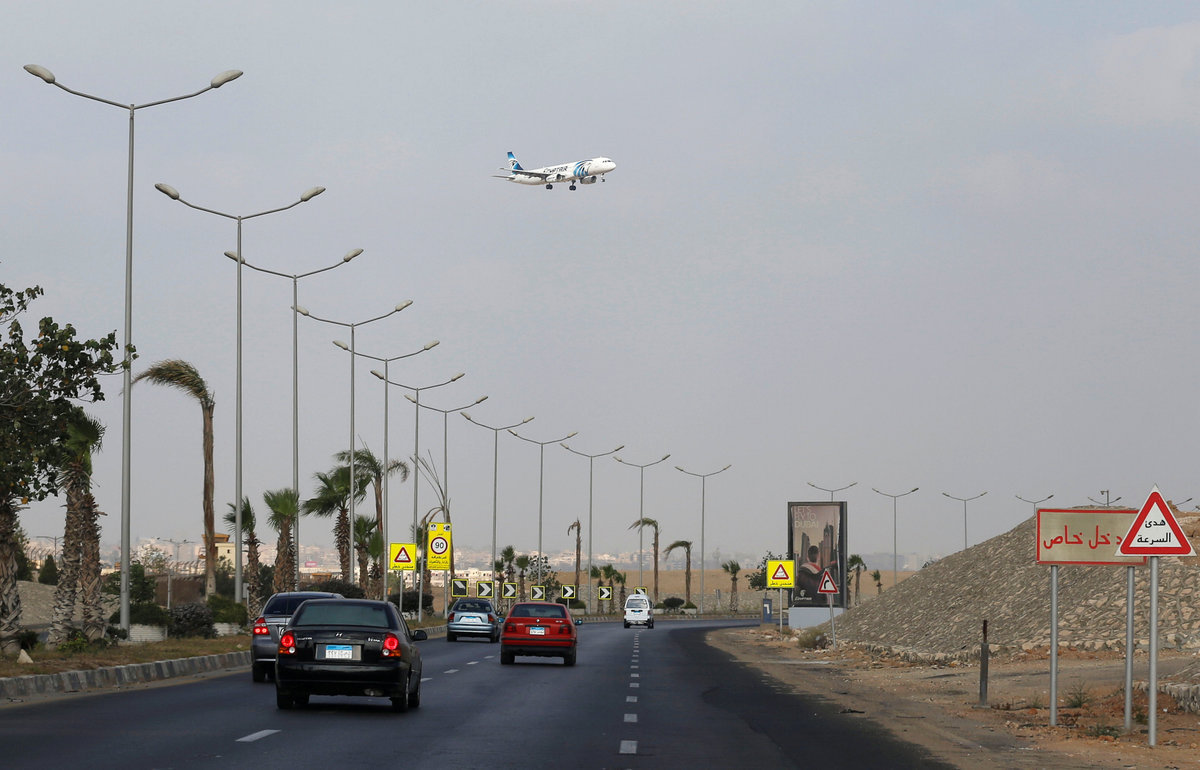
767 559 794 588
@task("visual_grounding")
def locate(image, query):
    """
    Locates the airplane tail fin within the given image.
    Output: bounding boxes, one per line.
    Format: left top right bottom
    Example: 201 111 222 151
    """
507 151 523 171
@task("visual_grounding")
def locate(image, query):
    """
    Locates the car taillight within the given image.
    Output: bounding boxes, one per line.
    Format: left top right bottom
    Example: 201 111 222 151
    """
382 633 400 657
559 624 571 635
252 617 269 635
488 614 496 623
279 632 296 655
446 612 455 622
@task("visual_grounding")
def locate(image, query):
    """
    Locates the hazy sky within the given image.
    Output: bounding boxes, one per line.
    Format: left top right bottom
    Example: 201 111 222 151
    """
7 2 1200 569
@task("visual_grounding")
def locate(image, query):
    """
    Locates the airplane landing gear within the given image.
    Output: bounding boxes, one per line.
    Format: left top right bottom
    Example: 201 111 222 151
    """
546 183 553 189
569 184 577 190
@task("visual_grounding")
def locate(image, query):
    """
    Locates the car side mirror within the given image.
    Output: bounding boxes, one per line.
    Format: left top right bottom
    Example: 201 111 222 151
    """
575 618 583 626
412 629 428 642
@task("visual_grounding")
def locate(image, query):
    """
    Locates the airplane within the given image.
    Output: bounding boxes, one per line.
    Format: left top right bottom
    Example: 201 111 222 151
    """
493 152 616 190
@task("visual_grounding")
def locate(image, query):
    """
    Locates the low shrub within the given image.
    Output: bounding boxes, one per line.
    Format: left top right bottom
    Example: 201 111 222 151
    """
1064 682 1092 709
661 597 685 612
109 602 170 627
207 594 248 626
169 602 216 638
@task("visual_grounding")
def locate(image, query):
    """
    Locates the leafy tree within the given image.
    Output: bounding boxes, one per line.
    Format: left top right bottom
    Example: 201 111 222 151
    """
1 281 119 653
38 554 58 585
102 562 156 605
131 360 216 595
747 551 782 591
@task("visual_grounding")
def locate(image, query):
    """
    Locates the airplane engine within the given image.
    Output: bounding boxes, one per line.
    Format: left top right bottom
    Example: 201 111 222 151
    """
580 176 598 185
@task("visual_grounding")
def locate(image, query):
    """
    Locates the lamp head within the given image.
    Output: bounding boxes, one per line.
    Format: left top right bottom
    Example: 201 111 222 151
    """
395 300 413 312
521 416 534 424
565 431 578 439
23 64 55 84
300 186 325 202
371 370 385 380
223 251 243 263
344 248 363 262
333 340 350 351
450 372 465 382
211 70 243 88
295 305 310 316
474 396 488 405
424 340 440 351
155 183 180 200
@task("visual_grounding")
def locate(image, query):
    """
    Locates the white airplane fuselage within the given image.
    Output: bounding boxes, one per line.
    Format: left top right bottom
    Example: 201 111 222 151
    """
499 153 616 188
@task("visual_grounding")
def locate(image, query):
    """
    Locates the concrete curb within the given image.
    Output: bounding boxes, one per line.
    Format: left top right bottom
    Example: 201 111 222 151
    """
0 651 251 700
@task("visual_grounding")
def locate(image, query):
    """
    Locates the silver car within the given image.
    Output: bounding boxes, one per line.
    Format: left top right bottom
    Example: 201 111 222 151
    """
446 598 501 642
251 591 343 681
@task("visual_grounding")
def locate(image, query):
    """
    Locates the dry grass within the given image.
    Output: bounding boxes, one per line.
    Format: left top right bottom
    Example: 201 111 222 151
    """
0 635 252 678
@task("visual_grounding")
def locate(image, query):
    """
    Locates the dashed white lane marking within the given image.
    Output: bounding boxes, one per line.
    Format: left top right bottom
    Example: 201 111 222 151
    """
624 713 638 723
237 730 279 743
626 695 638 703
629 682 640 688
421 678 433 682
630 673 639 678
620 740 638 755
467 660 479 665
444 669 459 674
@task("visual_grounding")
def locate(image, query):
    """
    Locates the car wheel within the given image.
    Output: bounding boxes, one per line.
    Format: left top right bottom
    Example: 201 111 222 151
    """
490 632 499 643
252 663 267 683
648 621 654 628
275 689 294 710
392 673 411 712
564 648 577 666
293 693 309 707
407 676 422 709
500 649 514 665
624 621 630 628
447 631 457 642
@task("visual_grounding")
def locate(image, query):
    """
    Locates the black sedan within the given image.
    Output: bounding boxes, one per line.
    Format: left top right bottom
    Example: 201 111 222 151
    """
274 598 427 712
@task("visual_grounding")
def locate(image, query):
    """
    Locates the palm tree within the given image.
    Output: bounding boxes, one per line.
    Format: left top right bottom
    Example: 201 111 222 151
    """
132 360 216 594
262 488 299 593
567 519 582 595
589 564 602 611
48 408 104 646
600 564 616 613
303 464 364 582
515 554 530 600
847 554 867 606
629 517 662 602
664 540 693 606
722 559 741 613
224 496 262 614
336 445 407 581
871 569 883 595
614 570 628 607
352 514 377 592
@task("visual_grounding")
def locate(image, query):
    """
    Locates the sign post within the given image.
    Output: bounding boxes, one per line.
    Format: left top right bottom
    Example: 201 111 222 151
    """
817 569 839 646
1116 486 1195 747
767 560 795 636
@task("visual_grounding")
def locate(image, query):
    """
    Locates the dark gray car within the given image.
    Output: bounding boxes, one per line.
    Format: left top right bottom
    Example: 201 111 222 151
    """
251 591 342 682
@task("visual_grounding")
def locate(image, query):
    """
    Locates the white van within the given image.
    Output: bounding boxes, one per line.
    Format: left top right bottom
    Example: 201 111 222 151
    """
623 593 653 629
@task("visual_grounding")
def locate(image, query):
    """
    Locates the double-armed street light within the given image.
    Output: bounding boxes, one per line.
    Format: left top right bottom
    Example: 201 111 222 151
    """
157 182 326 606
676 464 731 615
509 428 578 582
331 341 440 597
462 413 535 578
374 370 466 621
561 442 624 613
872 486 919 589
296 302 413 586
943 491 987 550
807 481 857 502
228 248 362 589
25 64 242 631
615 453 671 595
1015 493 1054 511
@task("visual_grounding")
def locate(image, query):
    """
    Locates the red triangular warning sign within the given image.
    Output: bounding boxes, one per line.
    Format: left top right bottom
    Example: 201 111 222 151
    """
817 569 838 594
771 564 790 581
393 546 413 564
1117 486 1195 556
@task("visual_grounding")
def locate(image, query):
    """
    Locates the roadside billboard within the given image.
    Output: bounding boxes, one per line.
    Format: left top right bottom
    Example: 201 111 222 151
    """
787 501 847 608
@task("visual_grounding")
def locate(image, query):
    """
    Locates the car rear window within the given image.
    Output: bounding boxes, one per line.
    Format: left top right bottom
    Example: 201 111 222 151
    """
509 604 567 619
293 603 391 628
264 595 321 615
626 598 648 609
454 601 490 613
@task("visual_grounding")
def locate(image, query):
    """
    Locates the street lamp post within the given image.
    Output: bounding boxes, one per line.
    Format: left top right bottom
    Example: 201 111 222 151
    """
561 442 623 614
162 538 192 610
872 486 919 589
25 64 242 631
1087 490 1122 508
1015 493 1054 510
374 371 466 621
461 412 535 581
296 302 413 586
156 183 326 606
411 394 488 611
615 453 671 596
226 248 362 589
509 428 578 583
675 464 731 615
807 481 857 502
943 491 987 550
330 341 439 598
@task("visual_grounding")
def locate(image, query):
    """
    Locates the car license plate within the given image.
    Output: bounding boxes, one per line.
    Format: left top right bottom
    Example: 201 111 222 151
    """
464 616 480 623
324 644 354 659
529 626 546 636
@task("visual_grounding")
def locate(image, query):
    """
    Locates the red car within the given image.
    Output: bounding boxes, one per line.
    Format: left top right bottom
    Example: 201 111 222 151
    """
500 601 580 665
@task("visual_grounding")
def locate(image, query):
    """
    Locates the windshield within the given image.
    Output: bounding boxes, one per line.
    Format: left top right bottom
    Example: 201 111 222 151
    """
626 598 648 609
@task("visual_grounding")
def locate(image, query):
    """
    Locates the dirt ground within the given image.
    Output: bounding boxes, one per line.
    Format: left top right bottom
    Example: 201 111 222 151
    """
707 626 1200 769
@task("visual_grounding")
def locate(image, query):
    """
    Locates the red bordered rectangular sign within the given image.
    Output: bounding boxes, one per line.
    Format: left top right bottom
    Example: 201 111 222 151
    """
1036 509 1146 566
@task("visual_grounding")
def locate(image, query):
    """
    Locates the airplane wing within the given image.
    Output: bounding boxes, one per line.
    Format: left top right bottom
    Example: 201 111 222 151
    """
508 169 552 179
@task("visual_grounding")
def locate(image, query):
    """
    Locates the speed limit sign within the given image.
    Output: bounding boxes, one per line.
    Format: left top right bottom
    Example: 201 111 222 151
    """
427 522 451 570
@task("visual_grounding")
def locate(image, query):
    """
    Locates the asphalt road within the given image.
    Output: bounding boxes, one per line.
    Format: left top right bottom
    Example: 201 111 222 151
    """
1 620 951 769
